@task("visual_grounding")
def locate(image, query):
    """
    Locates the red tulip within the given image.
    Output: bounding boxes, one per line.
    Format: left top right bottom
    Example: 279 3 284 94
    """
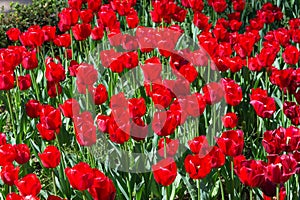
152 158 177 186
93 84 108 105
88 169 116 200
209 146 226 168
1 163 19 185
72 23 92 41
39 105 62 131
25 99 41 118
22 51 38 70
222 112 238 128
58 8 79 32
45 61 66 83
126 9 139 28
217 130 244 157
91 26 104 41
188 135 210 155
128 98 146 118
80 9 93 23
6 28 21 41
221 78 243 106
0 70 14 91
266 154 297 184
65 162 94 191
202 82 224 105
250 88 276 118
42 26 56 42
38 146 61 168
14 144 31 165
0 144 16 166
54 34 71 48
59 98 80 118
283 45 299 65
158 137 179 158
73 111 97 146
96 115 110 133
152 110 180 137
15 174 41 196
88 0 102 12
185 154 211 179
234 159 265 188
6 193 23 200
0 132 6 146
18 74 31 91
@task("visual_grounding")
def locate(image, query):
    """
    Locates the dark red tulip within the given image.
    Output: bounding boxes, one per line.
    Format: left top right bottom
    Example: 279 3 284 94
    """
222 112 238 128
185 154 211 179
14 144 31 165
72 23 92 41
59 98 80 118
65 162 94 191
15 174 41 196
25 99 41 118
250 88 276 118
108 119 130 144
217 130 244 157
88 169 116 200
6 28 21 41
38 146 61 168
88 0 102 12
18 74 31 91
283 101 300 125
152 158 177 186
234 159 265 188
266 154 297 184
158 137 179 158
47 195 65 200
68 60 79 77
68 0 83 9
0 70 14 91
1 163 19 185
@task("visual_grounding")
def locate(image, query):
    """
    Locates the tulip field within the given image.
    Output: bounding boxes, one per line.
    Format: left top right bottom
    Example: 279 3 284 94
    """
1 0 300 199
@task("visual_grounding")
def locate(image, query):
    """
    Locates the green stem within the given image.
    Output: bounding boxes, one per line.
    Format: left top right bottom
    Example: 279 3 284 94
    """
82 191 87 200
218 169 225 200
52 169 57 195
197 179 201 200
276 184 280 200
6 91 17 140
249 188 252 200
231 159 235 199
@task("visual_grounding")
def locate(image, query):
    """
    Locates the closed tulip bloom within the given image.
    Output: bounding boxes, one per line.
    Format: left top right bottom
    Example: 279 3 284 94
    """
38 146 61 168
0 163 19 185
14 144 31 165
15 174 41 197
152 158 177 186
65 162 94 191
217 130 244 157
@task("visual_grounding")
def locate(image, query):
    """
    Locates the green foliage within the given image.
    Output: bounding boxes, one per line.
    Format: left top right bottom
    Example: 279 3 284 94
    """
0 0 66 47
